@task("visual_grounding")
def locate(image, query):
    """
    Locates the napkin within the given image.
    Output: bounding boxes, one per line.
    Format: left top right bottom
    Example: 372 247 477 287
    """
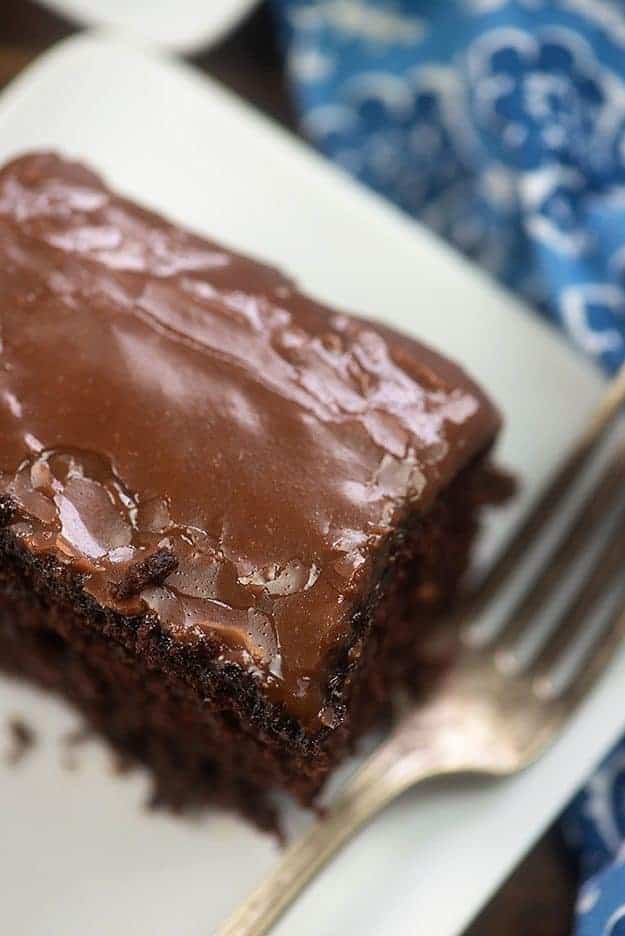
271 0 625 929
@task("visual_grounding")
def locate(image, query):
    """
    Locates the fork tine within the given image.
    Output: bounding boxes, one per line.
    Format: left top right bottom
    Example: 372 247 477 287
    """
492 440 625 667
546 598 625 710
531 504 625 696
467 362 625 618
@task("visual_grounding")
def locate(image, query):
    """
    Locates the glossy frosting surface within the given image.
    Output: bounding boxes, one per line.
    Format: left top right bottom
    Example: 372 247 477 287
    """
0 153 499 724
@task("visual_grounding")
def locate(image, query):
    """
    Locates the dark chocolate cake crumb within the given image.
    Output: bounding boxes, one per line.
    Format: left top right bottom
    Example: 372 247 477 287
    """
111 549 179 600
474 465 518 505
110 748 134 776
5 717 35 765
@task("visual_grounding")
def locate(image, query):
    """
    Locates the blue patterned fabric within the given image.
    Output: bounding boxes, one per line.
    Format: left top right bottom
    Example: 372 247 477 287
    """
273 0 625 375
271 0 625 929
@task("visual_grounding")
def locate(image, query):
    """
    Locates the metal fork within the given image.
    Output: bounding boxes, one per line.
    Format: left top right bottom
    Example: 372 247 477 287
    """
217 364 625 936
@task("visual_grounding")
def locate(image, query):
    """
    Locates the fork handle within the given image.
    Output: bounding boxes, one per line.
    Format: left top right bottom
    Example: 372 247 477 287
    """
215 749 421 936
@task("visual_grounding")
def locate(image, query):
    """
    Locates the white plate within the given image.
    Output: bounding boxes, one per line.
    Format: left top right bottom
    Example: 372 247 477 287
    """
0 33 610 936
34 0 260 53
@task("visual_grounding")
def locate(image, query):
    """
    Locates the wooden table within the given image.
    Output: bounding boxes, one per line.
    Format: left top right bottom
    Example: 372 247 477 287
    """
1 2 577 932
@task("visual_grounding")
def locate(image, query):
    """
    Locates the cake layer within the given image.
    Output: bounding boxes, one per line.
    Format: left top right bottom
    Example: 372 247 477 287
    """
0 457 495 821
0 152 500 731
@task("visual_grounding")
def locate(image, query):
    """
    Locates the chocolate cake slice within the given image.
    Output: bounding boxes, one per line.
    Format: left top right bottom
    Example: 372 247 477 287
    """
0 152 504 823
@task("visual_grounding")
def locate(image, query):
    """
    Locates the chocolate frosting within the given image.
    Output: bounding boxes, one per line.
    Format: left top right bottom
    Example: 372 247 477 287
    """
0 153 500 726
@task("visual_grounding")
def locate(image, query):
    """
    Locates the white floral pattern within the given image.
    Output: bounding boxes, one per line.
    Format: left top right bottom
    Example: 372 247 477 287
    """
272 0 625 928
